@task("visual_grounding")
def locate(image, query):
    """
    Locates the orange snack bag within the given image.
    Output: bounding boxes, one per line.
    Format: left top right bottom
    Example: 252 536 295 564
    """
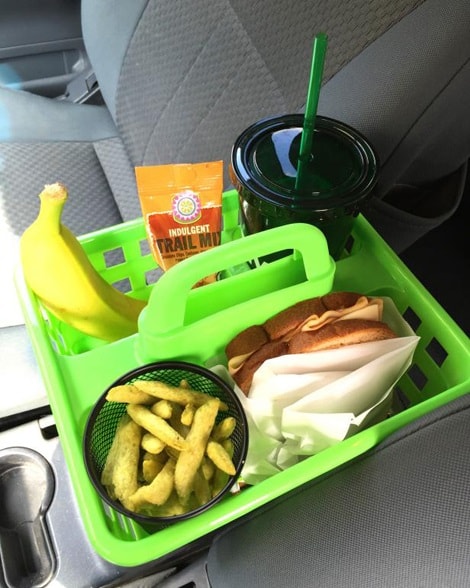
135 161 223 276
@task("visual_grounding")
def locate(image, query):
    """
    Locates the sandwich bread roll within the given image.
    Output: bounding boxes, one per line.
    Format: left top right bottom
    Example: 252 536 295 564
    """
288 318 396 354
225 292 396 395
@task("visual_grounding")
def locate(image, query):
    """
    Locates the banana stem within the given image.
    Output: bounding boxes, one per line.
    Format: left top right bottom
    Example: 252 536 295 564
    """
37 183 68 232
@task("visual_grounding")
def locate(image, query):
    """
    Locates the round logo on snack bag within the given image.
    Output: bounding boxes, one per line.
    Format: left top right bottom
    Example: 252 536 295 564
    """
172 190 202 224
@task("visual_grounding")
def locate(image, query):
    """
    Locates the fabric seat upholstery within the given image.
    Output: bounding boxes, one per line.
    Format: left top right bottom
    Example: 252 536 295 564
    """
1 0 469 241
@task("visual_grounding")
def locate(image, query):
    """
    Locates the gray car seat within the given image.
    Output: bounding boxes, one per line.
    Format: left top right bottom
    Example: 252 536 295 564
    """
153 392 470 587
1 0 469 251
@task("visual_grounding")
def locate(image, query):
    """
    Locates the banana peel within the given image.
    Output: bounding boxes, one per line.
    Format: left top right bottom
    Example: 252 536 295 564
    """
20 182 146 342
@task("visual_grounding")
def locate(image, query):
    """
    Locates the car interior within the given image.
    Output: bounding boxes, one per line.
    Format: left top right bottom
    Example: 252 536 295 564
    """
0 1 469 587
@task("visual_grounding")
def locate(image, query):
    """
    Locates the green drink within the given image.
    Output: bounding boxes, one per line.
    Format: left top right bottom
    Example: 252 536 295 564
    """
230 114 379 259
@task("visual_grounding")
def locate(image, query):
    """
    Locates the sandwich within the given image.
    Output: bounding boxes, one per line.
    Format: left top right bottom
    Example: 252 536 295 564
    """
225 291 396 395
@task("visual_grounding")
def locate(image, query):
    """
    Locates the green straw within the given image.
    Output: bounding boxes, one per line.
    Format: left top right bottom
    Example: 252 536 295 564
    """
295 32 328 194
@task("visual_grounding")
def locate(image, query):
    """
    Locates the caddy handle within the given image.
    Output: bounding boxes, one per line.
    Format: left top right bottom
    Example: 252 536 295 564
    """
139 223 334 336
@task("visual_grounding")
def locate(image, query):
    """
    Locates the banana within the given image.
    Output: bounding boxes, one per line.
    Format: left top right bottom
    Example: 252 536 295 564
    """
20 182 146 342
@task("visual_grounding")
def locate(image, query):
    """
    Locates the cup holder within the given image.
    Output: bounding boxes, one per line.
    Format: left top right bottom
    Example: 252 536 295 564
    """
0 447 56 588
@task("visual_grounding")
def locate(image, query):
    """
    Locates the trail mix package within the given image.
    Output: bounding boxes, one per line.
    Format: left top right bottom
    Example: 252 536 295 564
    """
135 161 224 280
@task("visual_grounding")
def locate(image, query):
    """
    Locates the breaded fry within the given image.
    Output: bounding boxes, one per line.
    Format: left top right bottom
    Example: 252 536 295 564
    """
206 439 236 475
127 404 187 451
138 491 189 517
101 414 142 504
193 468 211 506
128 458 176 511
165 445 180 461
211 438 234 498
106 384 154 404
212 416 236 441
141 432 166 454
169 404 190 438
150 399 173 419
201 456 215 481
174 397 220 502
141 451 167 483
181 403 195 426
133 380 228 411
101 414 128 494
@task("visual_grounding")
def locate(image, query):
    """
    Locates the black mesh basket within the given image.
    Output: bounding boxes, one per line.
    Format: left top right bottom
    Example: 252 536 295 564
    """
83 361 248 528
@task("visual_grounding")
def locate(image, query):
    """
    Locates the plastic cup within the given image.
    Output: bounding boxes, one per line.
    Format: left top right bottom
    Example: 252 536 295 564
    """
230 114 379 260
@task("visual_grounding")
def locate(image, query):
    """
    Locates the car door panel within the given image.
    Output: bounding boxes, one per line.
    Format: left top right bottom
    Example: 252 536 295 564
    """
0 0 89 98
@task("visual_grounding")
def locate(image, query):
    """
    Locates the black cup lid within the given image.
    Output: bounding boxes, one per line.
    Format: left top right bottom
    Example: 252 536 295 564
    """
231 115 378 210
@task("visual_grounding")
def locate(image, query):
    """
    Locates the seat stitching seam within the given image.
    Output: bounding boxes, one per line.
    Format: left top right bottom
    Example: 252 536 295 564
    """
142 20 222 161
